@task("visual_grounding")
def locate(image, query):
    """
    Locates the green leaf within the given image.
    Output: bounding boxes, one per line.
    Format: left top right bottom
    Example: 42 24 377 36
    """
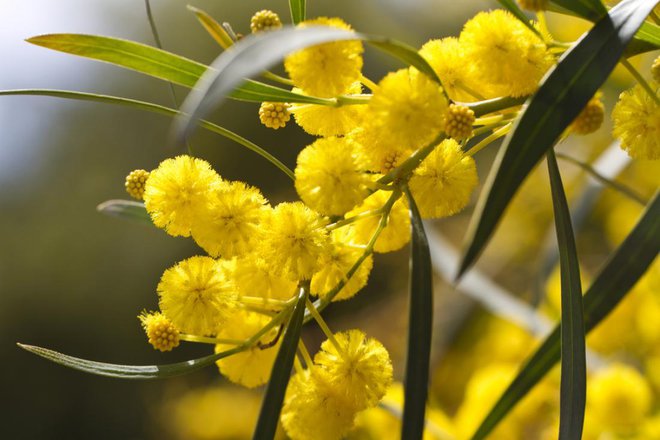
97 199 151 225
457 0 657 279
175 25 443 143
252 285 308 440
626 21 660 56
0 89 295 180
496 0 543 37
401 187 434 439
17 343 235 379
546 150 586 440
25 34 328 105
550 0 607 21
187 5 234 49
471 190 660 440
289 0 306 24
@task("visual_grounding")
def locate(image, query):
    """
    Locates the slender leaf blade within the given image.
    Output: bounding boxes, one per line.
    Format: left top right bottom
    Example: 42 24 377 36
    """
401 188 434 439
547 150 586 440
496 0 543 37
289 0 306 25
550 0 607 21
175 26 443 143
187 5 234 49
17 343 231 379
252 285 308 440
471 190 660 440
97 199 151 225
458 0 657 279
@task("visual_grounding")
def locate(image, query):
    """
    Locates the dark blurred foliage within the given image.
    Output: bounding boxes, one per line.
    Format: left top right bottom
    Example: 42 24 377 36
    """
1 0 494 438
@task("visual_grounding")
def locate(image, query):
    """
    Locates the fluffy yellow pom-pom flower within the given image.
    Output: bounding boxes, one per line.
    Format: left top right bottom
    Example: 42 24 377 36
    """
158 256 235 336
258 102 290 129
460 10 555 97
231 257 298 302
314 330 393 410
250 9 282 33
409 139 478 219
258 202 330 281
139 311 180 352
191 181 269 258
362 68 448 156
144 155 220 237
612 84 660 160
295 136 370 216
214 310 280 388
311 229 373 301
284 17 363 98
419 37 485 102
588 364 652 434
346 191 410 253
125 169 150 200
570 93 605 135
291 83 366 136
281 369 358 440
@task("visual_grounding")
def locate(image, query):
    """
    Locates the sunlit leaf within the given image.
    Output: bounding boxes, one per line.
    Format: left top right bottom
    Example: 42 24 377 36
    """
17 343 237 379
547 150 586 440
174 25 442 143
187 5 234 49
471 190 660 440
458 0 658 279
401 187 434 439
0 89 295 180
97 199 151 225
252 285 308 440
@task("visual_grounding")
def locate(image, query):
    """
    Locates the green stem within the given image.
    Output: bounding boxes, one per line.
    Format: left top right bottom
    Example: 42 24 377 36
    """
325 207 384 231
378 134 446 185
466 123 512 156
360 74 380 92
262 70 294 86
298 341 313 368
306 298 344 355
334 93 371 106
455 80 485 101
178 334 245 345
462 95 528 117
620 58 660 105
555 152 648 206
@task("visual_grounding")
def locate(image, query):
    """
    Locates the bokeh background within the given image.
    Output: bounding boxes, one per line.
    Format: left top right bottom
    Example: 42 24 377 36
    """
2 1 657 439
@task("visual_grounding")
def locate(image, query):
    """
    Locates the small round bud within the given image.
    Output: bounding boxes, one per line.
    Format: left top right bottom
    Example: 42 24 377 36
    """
516 0 548 11
380 150 404 174
571 95 604 135
259 102 291 129
250 10 282 33
125 169 150 200
139 311 180 352
652 55 660 83
444 104 475 140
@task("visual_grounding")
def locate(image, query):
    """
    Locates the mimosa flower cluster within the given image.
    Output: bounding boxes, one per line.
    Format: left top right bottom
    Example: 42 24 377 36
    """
120 5 660 440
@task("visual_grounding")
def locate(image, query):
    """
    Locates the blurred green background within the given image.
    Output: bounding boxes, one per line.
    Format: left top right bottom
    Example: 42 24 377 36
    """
1 0 494 438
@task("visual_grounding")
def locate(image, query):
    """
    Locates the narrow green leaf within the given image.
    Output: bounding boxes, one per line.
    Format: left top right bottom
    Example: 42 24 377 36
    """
626 21 660 56
550 0 607 21
175 26 443 143
457 0 657 279
289 0 306 25
547 150 586 440
187 5 234 49
471 190 660 440
401 187 434 439
25 34 328 105
17 343 234 379
496 0 543 37
97 199 151 225
252 285 308 440
0 89 295 180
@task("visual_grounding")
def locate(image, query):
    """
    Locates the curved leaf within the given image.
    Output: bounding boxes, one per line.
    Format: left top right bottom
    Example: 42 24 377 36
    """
17 343 237 379
25 34 329 105
187 5 233 49
496 0 543 37
97 200 151 225
175 26 442 143
550 0 607 21
471 190 660 440
289 0 306 25
252 285 308 440
457 0 658 279
547 150 586 440
0 89 295 180
401 187 434 439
